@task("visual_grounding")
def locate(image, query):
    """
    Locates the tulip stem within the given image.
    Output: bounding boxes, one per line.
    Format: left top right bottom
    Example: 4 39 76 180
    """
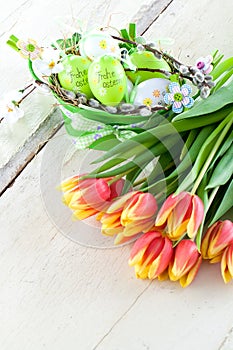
206 186 220 214
107 172 130 186
191 117 233 195
132 177 147 187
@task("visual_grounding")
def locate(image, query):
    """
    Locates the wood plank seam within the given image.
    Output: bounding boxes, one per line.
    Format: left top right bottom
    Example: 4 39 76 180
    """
92 281 153 350
132 0 174 35
0 107 63 196
218 326 233 350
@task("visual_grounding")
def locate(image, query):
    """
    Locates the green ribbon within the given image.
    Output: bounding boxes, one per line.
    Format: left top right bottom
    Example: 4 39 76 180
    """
60 105 141 149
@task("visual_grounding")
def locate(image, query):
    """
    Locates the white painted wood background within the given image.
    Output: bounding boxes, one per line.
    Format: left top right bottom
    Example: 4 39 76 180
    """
1 1 233 349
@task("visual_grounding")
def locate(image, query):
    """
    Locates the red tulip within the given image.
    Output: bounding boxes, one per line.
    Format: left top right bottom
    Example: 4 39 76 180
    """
97 191 158 244
129 230 173 279
155 191 204 241
168 239 202 287
221 243 233 283
201 220 233 263
60 175 124 220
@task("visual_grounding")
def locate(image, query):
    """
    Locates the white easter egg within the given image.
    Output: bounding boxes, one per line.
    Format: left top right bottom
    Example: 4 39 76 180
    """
79 31 121 61
133 78 169 107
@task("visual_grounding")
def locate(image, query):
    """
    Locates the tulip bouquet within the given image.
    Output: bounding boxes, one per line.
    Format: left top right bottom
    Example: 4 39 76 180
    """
4 23 233 287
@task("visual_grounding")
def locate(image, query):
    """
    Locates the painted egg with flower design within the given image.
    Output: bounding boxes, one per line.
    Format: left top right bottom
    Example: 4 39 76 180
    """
79 31 121 61
133 78 169 107
58 55 93 98
126 51 171 84
88 55 127 106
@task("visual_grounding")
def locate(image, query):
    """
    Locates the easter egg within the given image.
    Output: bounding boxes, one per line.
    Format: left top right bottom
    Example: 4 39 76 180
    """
58 55 93 98
79 31 121 61
126 51 171 84
133 78 169 107
88 55 127 106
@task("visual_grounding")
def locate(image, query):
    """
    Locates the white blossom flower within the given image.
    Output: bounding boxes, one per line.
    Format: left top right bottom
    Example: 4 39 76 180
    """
33 48 64 76
0 90 24 123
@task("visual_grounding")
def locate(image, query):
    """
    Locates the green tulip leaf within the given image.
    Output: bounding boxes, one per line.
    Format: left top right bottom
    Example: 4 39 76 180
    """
208 130 233 171
206 144 233 189
211 57 233 80
89 135 120 151
211 68 233 93
208 179 233 225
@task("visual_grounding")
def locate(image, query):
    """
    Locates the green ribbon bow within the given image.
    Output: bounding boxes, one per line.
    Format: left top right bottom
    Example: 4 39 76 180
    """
60 105 142 150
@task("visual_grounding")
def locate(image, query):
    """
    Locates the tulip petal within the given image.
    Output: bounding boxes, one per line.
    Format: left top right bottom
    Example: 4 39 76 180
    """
109 178 125 199
179 256 202 287
102 226 124 237
135 264 150 279
72 208 97 220
155 192 187 227
187 195 204 238
121 193 157 223
209 255 222 264
201 220 233 260
157 269 169 281
166 195 192 233
169 240 199 279
81 179 111 204
148 237 173 278
115 232 140 245
214 220 233 248
106 192 136 213
221 244 233 283
99 211 122 226
200 222 218 259
123 218 154 237
166 218 190 241
59 175 80 192
129 246 148 266
129 231 161 261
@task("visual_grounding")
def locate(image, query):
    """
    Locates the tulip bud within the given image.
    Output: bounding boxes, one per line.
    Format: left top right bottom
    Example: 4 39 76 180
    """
99 191 158 244
221 243 233 283
60 175 125 220
155 192 204 241
201 220 233 263
169 239 202 287
129 231 173 279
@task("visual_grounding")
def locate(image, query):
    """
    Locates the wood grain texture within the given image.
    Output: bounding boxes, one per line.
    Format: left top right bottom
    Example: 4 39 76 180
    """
144 0 233 61
1 0 233 349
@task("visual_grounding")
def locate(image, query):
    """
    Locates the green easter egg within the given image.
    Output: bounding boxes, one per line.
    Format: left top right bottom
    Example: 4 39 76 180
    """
58 55 93 98
88 55 127 106
126 51 171 83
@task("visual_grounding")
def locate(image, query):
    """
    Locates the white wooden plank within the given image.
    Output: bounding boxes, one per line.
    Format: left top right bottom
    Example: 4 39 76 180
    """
144 0 233 61
94 263 233 350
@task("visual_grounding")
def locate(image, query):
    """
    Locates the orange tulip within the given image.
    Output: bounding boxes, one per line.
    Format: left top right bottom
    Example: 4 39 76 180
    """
168 239 202 287
97 191 158 244
60 175 124 220
129 230 173 279
221 243 233 283
155 191 204 241
201 220 233 263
